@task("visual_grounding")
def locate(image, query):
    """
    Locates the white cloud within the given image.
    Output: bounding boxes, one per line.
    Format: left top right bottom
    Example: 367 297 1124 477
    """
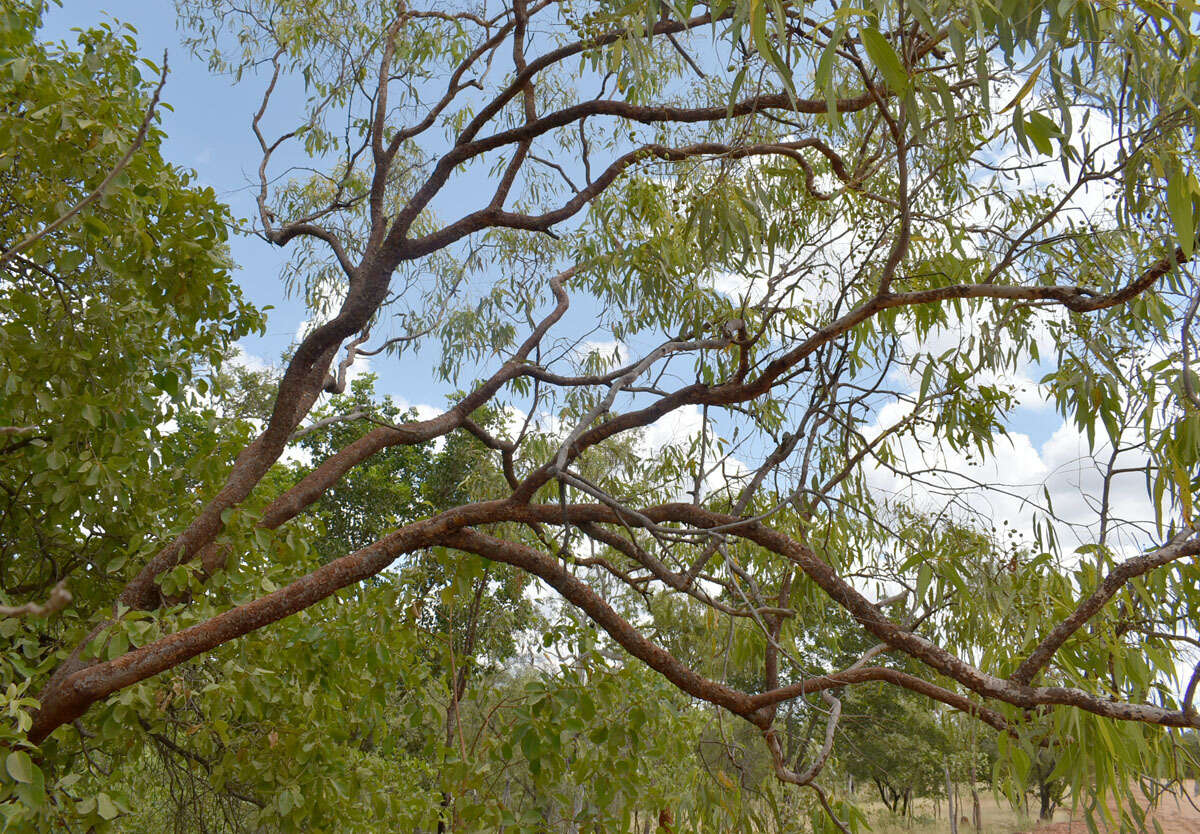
638 402 705 455
393 396 440 423
228 344 273 375
570 339 629 368
861 399 1160 559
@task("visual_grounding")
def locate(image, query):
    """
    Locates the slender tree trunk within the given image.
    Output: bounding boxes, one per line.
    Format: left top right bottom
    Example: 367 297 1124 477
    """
968 721 982 831
946 763 958 834
874 778 891 811
1039 780 1055 821
565 787 583 834
436 574 489 834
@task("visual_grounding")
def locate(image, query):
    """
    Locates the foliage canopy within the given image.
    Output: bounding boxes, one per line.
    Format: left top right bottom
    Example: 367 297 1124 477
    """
5 0 1200 829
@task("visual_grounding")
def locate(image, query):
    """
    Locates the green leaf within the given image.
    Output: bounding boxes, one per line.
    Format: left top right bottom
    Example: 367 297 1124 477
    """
106 631 129 660
860 26 908 94
748 0 794 98
918 361 936 402
96 792 119 820
1000 61 1043 113
5 751 33 784
916 561 933 602
1024 112 1059 156
814 25 845 123
80 214 110 238
1168 169 1194 257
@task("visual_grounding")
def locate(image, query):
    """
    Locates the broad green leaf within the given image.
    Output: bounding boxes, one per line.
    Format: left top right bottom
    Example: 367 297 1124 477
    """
96 792 118 821
5 751 33 784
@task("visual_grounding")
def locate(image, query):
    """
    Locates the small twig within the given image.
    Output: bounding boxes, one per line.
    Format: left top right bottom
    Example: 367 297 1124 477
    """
323 330 372 394
810 781 852 834
528 152 580 192
0 580 72 618
355 325 435 356
763 689 842 786
290 409 370 440
1180 275 1200 411
666 32 707 78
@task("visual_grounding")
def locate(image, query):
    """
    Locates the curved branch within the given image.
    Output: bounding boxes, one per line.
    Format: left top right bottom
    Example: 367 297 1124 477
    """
1010 526 1200 686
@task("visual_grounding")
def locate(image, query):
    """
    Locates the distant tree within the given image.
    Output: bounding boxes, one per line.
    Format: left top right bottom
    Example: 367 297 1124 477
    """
1029 750 1065 822
839 682 950 817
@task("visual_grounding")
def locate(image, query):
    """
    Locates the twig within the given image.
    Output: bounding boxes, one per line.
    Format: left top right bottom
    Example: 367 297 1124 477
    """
0 580 71 618
290 409 370 440
1180 275 1200 411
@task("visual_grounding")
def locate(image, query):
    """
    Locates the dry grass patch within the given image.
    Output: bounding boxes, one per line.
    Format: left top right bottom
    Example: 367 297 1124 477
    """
857 791 1036 834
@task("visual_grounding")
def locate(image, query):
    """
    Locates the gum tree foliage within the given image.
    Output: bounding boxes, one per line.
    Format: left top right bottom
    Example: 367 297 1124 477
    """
6 0 1200 829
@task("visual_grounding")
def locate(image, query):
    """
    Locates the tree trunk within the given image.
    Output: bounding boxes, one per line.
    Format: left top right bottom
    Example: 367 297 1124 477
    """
1039 780 1055 821
874 778 894 812
946 763 958 834
969 709 982 831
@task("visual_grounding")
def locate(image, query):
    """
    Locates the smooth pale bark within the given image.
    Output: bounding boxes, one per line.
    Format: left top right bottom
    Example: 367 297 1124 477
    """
947 764 958 834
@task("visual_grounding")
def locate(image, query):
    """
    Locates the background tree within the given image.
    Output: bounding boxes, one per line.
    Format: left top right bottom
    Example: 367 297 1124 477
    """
839 683 949 818
0 1 261 826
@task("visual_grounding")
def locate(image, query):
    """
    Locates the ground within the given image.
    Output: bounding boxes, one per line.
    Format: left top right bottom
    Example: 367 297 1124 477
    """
1027 791 1200 833
860 788 1200 834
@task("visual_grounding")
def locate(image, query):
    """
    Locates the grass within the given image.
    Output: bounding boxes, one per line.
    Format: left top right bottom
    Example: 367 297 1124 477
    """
857 790 1038 834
